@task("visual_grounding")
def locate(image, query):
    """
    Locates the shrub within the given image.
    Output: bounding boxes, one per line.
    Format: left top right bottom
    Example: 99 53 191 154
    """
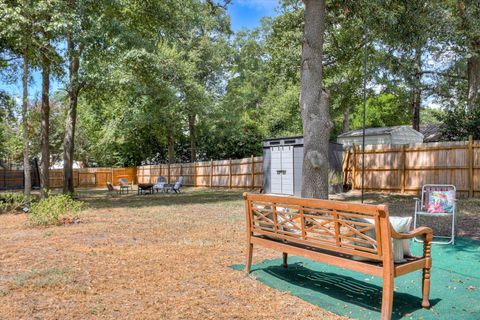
0 192 34 214
28 193 85 226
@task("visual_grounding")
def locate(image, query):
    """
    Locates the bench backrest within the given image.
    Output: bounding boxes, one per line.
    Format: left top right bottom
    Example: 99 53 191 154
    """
244 193 391 262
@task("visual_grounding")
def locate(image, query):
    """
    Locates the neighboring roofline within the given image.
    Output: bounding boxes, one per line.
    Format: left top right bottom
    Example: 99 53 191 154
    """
337 125 424 138
390 125 424 138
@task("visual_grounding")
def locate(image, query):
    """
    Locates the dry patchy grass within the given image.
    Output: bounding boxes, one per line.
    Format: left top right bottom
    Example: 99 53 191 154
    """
0 188 343 320
0 188 478 319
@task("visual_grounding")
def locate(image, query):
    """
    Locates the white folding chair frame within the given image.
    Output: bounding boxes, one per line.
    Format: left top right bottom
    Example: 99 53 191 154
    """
413 184 456 245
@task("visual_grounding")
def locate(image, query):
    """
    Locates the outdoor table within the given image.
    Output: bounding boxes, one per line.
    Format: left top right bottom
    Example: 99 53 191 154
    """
137 183 154 195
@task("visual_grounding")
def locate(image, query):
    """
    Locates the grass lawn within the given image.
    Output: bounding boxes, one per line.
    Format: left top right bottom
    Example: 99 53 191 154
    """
0 188 478 319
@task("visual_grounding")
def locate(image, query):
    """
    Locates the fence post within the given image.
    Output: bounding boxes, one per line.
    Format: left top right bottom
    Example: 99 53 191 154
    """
468 135 474 198
194 161 197 187
210 159 213 188
251 155 255 189
229 159 232 189
343 148 351 186
401 145 406 193
352 144 357 190
167 162 171 185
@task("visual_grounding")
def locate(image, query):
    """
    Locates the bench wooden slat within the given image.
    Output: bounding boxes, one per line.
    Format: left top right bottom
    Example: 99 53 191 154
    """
250 236 384 277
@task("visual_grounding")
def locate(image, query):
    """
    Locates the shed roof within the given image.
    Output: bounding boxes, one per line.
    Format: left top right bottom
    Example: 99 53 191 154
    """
337 125 423 138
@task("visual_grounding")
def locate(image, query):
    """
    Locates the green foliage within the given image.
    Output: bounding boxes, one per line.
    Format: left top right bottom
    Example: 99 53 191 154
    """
440 105 480 141
0 91 21 160
350 93 411 130
1 0 479 167
0 192 34 213
28 193 85 226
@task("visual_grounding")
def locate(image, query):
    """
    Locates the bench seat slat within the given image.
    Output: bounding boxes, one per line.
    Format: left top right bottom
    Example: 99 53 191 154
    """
251 236 384 277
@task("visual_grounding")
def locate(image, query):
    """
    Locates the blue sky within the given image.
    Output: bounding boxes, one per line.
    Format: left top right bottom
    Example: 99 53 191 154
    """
1 1 279 100
228 0 278 31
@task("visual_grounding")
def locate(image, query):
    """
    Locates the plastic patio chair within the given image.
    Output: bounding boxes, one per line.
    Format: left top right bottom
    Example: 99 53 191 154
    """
168 176 184 193
413 184 456 245
153 176 167 193
118 178 133 194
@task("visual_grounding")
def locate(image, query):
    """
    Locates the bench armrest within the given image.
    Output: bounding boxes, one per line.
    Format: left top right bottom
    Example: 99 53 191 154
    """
390 226 433 240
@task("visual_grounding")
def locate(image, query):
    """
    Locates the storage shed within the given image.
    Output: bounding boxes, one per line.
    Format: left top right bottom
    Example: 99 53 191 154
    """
263 136 343 196
337 125 424 147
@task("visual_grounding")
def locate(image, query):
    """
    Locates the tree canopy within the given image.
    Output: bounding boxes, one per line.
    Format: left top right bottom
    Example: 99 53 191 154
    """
0 0 478 169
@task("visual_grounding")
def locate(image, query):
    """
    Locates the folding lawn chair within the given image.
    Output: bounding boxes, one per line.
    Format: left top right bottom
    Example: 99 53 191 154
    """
118 178 133 194
168 176 184 193
153 176 167 193
413 184 456 245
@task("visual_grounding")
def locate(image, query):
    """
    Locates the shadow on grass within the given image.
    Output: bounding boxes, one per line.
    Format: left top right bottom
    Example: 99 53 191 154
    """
77 188 246 210
258 263 441 320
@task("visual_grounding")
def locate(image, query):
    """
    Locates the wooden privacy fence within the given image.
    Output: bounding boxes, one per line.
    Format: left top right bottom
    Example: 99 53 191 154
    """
0 157 263 190
48 167 137 188
343 137 479 198
137 156 263 188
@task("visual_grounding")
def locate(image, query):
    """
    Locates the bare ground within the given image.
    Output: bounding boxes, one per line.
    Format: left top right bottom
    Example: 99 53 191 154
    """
0 188 478 319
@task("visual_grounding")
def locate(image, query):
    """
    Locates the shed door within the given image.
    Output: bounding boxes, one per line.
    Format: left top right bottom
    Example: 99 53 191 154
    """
270 147 283 194
270 146 294 195
281 146 294 195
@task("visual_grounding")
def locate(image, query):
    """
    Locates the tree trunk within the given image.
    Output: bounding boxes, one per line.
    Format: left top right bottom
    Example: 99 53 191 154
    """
63 34 81 194
40 50 50 198
167 126 175 164
300 0 331 199
22 45 31 195
412 48 422 131
342 106 350 133
188 113 197 162
467 54 480 111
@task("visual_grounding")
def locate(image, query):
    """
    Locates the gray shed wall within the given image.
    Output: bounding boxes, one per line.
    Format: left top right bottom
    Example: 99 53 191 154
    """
294 146 303 197
262 137 343 196
263 147 271 193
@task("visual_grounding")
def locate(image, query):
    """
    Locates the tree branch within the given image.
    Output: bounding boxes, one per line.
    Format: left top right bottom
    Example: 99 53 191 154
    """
421 70 467 80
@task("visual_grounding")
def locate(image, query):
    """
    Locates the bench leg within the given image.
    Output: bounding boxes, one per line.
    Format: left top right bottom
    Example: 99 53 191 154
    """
381 273 394 320
422 267 431 308
245 243 253 274
282 252 288 268
422 234 432 308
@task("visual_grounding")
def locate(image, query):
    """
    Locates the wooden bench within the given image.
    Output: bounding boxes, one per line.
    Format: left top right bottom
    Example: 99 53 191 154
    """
243 193 433 320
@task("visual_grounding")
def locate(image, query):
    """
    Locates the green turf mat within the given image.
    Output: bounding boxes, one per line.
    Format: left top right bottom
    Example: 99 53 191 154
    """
231 238 480 320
